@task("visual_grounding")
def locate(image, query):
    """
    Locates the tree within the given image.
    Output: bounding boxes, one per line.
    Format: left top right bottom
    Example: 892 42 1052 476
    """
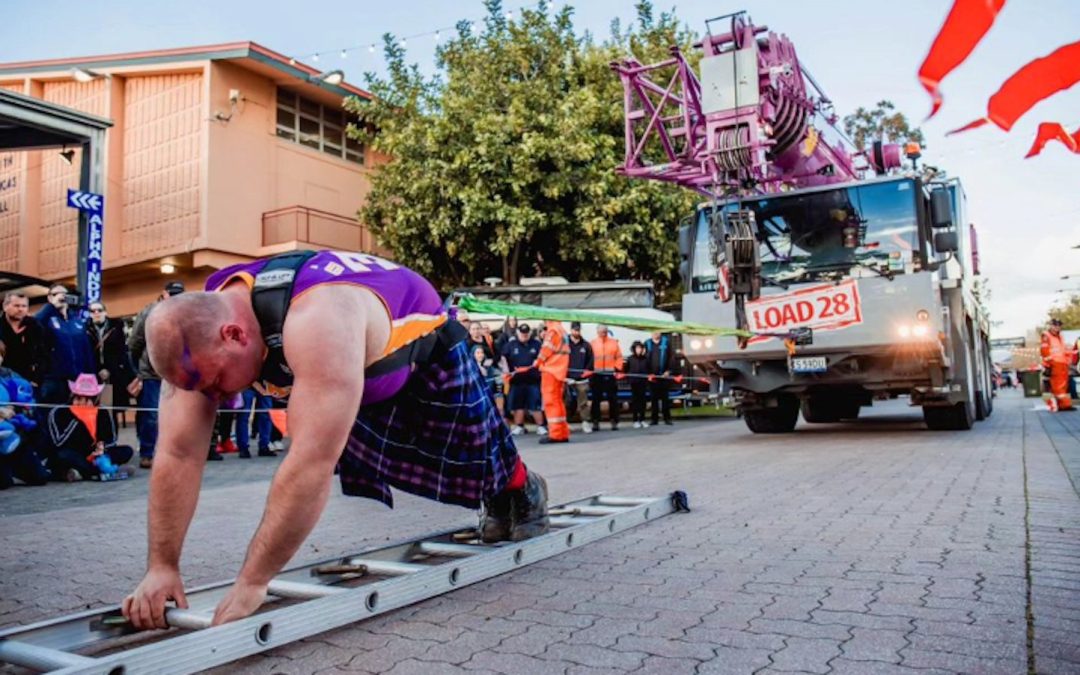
842 100 925 152
1049 294 1080 329
345 0 698 289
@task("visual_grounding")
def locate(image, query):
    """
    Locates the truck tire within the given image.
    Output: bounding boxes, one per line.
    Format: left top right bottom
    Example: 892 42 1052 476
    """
801 397 860 423
745 395 799 433
923 402 974 431
975 391 989 421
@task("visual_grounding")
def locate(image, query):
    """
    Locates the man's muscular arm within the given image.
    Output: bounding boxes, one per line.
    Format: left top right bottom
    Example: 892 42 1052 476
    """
213 287 379 625
123 383 217 630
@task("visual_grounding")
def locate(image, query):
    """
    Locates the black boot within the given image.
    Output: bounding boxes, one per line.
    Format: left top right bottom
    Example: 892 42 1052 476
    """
510 471 549 542
480 489 514 543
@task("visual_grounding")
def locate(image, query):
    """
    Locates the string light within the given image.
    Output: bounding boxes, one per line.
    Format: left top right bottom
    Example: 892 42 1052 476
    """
284 1 541 65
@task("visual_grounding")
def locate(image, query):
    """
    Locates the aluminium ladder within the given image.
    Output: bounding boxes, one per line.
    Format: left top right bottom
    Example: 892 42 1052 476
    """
0 491 689 675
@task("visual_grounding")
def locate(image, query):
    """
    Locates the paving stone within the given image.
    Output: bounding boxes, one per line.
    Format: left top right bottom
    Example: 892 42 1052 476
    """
463 651 569 675
631 655 702 675
900 648 1026 674
611 635 715 660
839 628 908 664
537 643 648 670
767 637 842 674
494 625 573 656
695 646 774 673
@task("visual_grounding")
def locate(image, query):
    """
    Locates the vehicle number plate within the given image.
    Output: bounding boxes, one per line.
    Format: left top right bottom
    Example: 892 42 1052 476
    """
790 356 827 373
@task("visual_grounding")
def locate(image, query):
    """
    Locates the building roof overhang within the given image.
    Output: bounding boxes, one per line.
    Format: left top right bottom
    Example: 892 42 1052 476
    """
0 88 112 150
0 41 373 102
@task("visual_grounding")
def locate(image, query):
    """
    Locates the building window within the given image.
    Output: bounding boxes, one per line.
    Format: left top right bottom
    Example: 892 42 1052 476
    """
276 87 364 165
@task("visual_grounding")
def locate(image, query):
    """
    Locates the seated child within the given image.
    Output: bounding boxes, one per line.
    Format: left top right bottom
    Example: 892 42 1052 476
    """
45 373 135 482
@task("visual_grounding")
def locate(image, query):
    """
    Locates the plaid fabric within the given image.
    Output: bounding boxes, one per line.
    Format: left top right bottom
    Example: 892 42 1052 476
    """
339 338 519 508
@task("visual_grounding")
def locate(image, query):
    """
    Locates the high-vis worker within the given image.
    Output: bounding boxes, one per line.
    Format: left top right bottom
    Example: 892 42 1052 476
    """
1041 318 1077 412
534 320 571 444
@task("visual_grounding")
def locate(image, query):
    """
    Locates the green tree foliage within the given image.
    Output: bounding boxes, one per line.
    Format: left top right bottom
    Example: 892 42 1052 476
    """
842 100 925 152
345 0 698 289
1049 294 1080 329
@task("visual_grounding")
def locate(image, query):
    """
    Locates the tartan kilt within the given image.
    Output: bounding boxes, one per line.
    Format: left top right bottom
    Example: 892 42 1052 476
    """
338 337 519 508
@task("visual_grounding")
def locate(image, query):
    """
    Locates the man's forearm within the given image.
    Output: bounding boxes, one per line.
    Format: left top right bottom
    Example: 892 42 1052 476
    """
147 451 205 570
237 453 335 586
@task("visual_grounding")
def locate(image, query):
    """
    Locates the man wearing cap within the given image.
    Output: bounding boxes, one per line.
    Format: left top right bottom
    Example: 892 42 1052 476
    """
122 251 549 629
566 321 594 434
1041 318 1077 411
502 323 546 436
128 281 213 468
35 284 94 410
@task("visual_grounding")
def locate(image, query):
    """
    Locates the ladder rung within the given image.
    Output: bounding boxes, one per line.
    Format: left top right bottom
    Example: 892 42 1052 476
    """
0 640 96 671
549 516 592 528
346 559 428 576
165 609 213 630
268 580 347 599
549 506 625 517
416 542 486 557
595 496 652 507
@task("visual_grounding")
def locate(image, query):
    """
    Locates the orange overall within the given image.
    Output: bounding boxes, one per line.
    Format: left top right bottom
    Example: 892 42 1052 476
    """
535 321 571 441
1041 330 1077 411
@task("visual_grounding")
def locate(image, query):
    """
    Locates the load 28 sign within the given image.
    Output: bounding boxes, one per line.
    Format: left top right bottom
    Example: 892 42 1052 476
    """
67 189 105 304
747 279 863 337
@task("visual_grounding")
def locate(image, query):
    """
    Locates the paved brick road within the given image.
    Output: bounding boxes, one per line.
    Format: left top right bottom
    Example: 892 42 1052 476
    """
2 389 1078 674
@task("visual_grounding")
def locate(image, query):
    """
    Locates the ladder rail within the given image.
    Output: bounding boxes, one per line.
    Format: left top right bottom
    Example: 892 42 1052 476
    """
0 492 684 675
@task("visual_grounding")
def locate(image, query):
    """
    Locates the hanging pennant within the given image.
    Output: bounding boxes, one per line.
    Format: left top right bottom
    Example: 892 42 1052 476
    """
1025 122 1080 158
951 41 1080 134
918 0 1006 118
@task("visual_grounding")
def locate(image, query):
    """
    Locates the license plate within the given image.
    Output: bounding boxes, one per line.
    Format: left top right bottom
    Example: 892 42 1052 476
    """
791 356 827 373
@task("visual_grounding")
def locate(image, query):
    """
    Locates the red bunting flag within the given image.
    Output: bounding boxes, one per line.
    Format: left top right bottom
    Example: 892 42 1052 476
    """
269 409 288 437
614 373 626 380
1025 122 1080 158
951 41 1080 134
918 0 1006 118
673 375 684 384
647 375 656 382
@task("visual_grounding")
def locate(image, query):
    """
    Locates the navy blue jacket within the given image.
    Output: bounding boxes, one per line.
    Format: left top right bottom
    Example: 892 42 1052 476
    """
501 337 541 385
645 335 674 375
35 305 94 381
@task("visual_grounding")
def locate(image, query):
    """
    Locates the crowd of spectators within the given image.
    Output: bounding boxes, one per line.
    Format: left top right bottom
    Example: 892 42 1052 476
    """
457 312 680 439
0 281 279 490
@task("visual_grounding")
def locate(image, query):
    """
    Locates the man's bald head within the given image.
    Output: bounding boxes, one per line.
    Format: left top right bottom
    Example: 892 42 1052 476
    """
146 291 264 398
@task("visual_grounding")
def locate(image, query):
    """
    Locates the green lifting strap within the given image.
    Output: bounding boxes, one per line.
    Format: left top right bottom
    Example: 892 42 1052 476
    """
456 294 754 338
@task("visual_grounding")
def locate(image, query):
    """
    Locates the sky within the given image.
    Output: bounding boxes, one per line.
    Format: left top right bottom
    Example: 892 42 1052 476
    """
2 0 1078 337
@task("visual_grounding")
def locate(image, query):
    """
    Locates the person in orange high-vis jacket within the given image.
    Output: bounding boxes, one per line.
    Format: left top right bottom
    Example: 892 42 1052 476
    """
1041 319 1077 411
535 320 571 443
590 324 624 430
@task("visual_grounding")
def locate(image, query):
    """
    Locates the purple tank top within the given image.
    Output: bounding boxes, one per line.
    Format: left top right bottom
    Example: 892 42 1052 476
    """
206 251 445 406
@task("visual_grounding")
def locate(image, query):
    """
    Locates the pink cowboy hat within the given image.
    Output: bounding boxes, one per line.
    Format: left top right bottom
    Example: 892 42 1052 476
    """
68 373 105 397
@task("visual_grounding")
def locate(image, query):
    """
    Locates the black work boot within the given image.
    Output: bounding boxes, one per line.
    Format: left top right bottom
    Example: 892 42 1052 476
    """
510 471 549 542
480 489 514 543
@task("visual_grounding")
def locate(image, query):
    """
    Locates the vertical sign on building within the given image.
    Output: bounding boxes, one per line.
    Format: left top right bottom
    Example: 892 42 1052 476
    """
66 188 104 305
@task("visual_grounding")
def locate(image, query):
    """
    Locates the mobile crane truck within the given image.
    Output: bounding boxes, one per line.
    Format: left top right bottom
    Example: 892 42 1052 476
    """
612 12 992 433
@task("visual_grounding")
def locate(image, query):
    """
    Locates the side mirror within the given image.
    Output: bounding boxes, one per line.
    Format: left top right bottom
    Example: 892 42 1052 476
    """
934 231 959 253
930 189 953 229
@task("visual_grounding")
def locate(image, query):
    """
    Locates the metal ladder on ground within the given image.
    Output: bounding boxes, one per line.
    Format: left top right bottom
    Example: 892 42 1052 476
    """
0 491 689 675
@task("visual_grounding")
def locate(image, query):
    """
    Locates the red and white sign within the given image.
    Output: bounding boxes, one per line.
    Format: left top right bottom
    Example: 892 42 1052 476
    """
747 279 862 339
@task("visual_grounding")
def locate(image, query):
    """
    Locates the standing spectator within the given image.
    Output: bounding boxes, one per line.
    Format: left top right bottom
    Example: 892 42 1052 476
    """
467 322 495 363
128 281 213 468
501 323 545 436
35 284 94 408
480 323 495 355
534 320 571 444
86 301 134 411
646 331 675 426
590 324 623 430
42 373 135 482
495 317 518 355
0 340 50 489
1 292 49 389
627 341 650 428
566 321 594 433
456 309 471 330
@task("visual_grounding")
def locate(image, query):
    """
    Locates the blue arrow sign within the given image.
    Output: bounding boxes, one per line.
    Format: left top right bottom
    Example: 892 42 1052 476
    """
67 189 103 213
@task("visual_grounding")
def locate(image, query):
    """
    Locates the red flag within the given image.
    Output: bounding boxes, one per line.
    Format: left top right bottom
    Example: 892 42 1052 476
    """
647 375 656 382
71 404 99 442
673 375 684 384
918 0 1006 118
1026 122 1080 158
951 41 1080 134
614 373 626 380
269 409 288 437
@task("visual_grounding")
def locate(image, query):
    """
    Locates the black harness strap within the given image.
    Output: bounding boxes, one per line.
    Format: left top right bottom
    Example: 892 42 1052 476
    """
249 251 466 389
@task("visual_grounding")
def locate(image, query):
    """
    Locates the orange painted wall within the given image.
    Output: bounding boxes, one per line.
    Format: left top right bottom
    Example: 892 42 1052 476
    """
121 72 203 258
204 61 372 257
